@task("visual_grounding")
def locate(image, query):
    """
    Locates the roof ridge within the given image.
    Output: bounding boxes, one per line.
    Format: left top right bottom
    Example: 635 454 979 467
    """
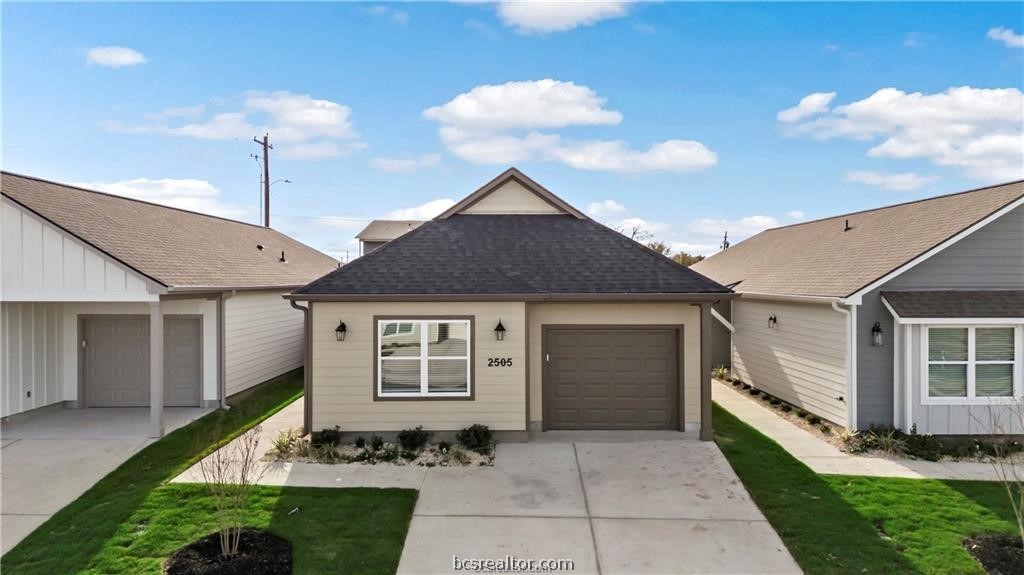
766 179 1024 233
0 170 270 231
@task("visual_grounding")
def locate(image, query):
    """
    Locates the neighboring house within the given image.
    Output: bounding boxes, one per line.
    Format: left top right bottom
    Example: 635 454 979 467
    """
0 172 338 435
356 220 422 255
287 168 734 440
693 180 1024 435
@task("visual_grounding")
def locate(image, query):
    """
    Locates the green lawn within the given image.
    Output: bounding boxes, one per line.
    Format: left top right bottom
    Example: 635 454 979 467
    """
2 371 417 575
714 403 1018 574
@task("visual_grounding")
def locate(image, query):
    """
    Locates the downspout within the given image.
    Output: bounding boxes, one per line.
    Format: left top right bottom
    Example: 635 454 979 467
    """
832 301 858 430
218 290 235 409
290 299 312 435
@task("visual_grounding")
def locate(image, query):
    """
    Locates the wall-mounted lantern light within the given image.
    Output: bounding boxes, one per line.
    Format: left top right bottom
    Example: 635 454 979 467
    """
494 320 506 341
872 322 884 347
768 314 778 329
335 320 347 342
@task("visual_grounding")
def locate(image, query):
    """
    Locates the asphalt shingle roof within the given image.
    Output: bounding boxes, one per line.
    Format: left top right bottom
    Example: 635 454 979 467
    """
882 291 1024 318
2 172 339 289
295 214 730 296
692 180 1024 298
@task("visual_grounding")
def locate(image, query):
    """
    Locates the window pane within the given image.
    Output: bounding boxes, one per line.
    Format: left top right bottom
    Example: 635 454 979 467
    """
380 322 421 357
977 328 1015 361
428 322 468 357
381 360 420 394
977 364 1014 397
929 364 967 397
929 328 968 362
427 359 467 393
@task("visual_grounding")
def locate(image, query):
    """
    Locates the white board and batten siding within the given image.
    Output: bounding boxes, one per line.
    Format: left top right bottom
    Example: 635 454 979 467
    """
310 301 527 432
1 302 64 416
731 299 848 427
461 180 564 215
1 197 159 302
223 291 305 397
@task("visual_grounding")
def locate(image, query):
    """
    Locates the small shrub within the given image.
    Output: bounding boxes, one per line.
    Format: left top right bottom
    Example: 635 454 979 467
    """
759 394 771 402
769 398 781 405
903 426 943 461
807 415 821 425
313 444 342 464
731 380 742 387
370 435 384 452
796 410 808 418
353 436 366 449
711 365 730 380
437 440 452 453
457 424 494 455
781 405 792 413
295 437 315 458
313 426 343 447
748 389 761 396
400 449 418 460
819 425 831 435
397 426 433 452
447 445 470 465
375 444 400 463
271 428 299 458
741 383 752 390
875 429 908 458
837 429 865 453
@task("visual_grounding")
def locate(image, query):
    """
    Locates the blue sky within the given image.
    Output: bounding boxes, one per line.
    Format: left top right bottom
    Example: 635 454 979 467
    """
3 1 1022 260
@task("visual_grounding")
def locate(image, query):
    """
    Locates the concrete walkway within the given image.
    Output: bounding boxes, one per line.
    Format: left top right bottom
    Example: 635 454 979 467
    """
1 406 210 554
713 381 1002 481
175 400 800 575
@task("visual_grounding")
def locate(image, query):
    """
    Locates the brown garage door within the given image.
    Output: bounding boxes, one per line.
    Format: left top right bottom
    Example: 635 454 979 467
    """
544 327 678 430
84 316 201 407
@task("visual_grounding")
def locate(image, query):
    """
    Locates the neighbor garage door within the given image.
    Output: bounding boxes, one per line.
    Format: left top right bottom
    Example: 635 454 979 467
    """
544 327 678 430
84 316 201 407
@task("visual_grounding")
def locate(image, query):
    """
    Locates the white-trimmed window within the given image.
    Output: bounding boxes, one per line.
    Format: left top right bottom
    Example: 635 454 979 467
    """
924 326 1022 404
377 319 471 398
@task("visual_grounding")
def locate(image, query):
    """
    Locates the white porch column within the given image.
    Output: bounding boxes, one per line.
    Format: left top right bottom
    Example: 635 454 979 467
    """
149 301 165 438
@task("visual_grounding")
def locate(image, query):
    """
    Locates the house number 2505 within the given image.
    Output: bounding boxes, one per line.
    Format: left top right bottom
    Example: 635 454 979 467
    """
487 357 513 367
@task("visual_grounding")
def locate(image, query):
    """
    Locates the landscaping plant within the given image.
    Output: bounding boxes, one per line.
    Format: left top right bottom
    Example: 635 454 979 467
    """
457 424 494 455
711 365 730 380
313 426 342 447
197 424 268 558
397 425 433 452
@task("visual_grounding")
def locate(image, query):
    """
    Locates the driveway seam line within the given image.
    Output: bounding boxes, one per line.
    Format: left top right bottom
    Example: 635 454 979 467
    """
572 442 603 575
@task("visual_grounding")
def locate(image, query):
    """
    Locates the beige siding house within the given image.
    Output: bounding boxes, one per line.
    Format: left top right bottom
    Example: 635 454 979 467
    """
289 168 733 439
694 180 1024 434
0 172 337 435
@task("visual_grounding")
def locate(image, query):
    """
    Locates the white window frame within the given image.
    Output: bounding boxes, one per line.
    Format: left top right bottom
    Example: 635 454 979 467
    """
922 324 1023 405
377 319 472 398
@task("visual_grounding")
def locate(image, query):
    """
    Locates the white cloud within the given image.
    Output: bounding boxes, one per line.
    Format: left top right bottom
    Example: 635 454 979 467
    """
365 4 409 25
785 210 805 220
424 79 622 132
86 46 147 68
465 18 500 40
424 79 717 173
619 217 671 235
988 26 1024 48
109 91 363 160
823 43 841 52
784 86 1024 181
387 198 456 220
370 153 442 173
74 178 254 221
497 1 632 34
903 32 933 48
689 215 779 239
316 216 368 231
671 241 721 257
844 170 939 191
586 199 627 217
777 92 836 123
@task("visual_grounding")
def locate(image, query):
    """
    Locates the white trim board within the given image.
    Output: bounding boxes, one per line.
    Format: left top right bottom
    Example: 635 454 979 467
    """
843 195 1024 305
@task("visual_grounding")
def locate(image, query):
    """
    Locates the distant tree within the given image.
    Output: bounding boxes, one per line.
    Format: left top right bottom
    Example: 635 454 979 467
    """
672 251 705 267
646 240 671 256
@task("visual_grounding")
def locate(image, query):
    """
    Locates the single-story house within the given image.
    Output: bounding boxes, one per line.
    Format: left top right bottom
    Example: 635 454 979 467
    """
693 180 1024 435
1 172 338 435
356 219 422 255
288 168 734 440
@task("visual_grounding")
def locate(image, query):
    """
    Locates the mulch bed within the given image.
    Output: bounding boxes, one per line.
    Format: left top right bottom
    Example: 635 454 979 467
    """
964 534 1024 575
165 529 292 575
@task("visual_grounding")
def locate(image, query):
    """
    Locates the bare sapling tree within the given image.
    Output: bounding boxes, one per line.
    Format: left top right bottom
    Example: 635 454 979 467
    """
983 400 1024 548
198 424 268 558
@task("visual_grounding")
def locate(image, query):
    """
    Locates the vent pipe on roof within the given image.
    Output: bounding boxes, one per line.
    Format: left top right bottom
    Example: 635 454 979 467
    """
279 250 287 263
844 219 852 232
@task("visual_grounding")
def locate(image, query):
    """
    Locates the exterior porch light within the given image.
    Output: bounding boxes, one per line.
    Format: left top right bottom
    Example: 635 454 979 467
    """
871 322 884 347
768 314 778 329
494 320 506 341
335 320 347 342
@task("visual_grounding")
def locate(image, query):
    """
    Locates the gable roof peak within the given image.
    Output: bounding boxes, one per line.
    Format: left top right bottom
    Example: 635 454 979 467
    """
436 167 588 220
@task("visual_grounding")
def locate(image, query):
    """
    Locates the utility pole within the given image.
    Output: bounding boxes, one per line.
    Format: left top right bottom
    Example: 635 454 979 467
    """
253 133 273 227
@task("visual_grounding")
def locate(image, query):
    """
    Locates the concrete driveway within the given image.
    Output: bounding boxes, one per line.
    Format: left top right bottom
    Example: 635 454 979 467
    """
399 439 799 575
1 406 209 554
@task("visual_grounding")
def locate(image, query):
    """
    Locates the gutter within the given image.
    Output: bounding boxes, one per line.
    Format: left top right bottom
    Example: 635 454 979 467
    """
218 290 235 409
832 301 858 430
283 292 737 303
740 291 841 304
290 299 312 434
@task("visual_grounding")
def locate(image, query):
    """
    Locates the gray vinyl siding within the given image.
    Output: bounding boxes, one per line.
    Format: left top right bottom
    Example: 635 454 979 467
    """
711 299 731 370
224 291 305 397
860 204 1024 433
731 299 848 427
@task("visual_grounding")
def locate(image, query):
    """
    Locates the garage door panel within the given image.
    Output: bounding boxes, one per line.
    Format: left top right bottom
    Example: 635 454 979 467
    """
545 327 678 430
84 316 201 408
